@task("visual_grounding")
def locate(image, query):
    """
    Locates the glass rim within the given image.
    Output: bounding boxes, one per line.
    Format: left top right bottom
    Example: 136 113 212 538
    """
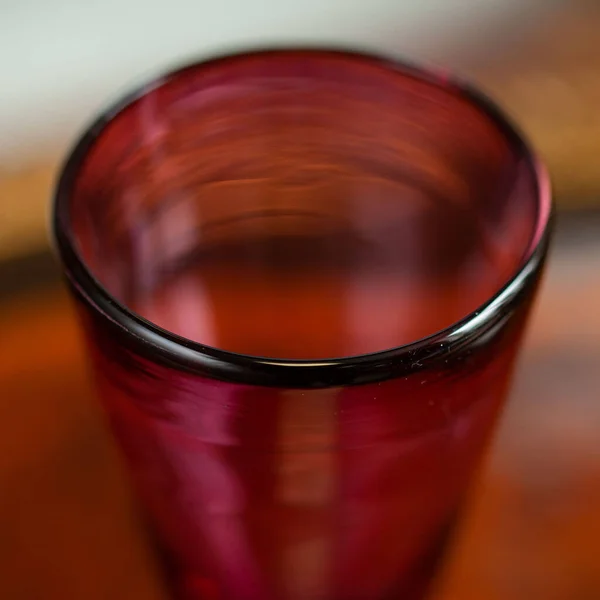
52 47 553 388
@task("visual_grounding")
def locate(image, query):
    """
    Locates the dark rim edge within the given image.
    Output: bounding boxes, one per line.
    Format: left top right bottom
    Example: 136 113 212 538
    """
51 47 554 388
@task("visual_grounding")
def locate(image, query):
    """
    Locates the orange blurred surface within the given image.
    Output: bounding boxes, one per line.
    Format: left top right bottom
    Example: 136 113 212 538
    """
1 237 599 599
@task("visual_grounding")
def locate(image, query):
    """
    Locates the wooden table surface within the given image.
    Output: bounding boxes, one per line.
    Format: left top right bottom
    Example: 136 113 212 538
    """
1 224 599 600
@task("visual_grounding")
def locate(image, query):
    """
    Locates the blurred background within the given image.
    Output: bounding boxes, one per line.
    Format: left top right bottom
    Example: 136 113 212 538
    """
1 0 599 598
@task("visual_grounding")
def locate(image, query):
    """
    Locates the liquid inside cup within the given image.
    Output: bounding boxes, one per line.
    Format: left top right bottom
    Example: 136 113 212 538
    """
68 52 538 360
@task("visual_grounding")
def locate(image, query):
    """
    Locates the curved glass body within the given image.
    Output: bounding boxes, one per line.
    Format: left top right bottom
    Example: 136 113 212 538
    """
53 50 552 600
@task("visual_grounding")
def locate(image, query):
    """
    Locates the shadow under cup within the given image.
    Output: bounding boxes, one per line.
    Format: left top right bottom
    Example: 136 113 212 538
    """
53 50 552 600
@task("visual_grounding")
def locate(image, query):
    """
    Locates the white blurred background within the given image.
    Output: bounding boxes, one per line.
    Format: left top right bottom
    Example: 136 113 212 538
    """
1 0 556 169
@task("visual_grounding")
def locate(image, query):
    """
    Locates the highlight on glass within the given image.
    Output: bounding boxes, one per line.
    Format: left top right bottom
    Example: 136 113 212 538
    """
52 49 552 600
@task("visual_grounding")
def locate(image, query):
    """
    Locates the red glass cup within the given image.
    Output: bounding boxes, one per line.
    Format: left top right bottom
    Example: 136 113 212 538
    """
52 50 552 600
